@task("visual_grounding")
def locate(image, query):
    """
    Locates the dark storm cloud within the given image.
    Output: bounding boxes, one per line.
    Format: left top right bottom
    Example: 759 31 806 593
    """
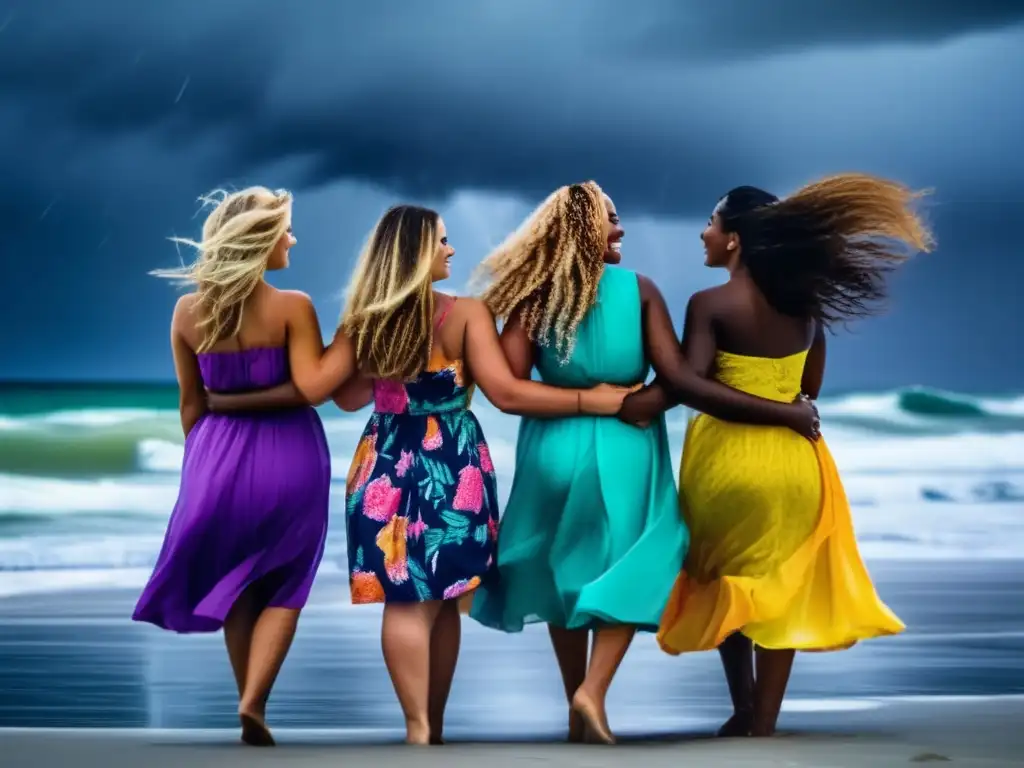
2 0 1024 218
2 1 1024 387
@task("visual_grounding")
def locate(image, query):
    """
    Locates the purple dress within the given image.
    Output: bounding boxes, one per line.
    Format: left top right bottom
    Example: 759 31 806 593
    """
133 347 331 633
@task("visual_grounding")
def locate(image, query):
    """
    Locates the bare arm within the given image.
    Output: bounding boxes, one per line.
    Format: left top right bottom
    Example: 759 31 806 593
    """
206 381 309 412
499 313 535 380
284 293 358 404
332 374 374 412
800 321 826 399
635 280 807 427
170 297 206 437
461 299 625 417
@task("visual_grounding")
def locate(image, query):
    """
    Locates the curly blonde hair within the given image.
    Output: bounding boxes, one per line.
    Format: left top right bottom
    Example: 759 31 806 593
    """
152 187 292 352
475 181 607 362
341 205 440 381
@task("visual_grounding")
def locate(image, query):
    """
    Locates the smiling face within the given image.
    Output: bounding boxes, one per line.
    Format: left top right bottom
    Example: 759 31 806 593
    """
266 204 296 271
602 195 625 264
430 216 455 282
700 198 739 269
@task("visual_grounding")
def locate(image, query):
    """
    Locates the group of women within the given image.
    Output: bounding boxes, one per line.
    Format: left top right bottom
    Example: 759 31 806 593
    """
132 172 932 747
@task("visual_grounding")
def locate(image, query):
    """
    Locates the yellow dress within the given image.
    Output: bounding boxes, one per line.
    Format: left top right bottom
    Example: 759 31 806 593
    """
657 349 905 654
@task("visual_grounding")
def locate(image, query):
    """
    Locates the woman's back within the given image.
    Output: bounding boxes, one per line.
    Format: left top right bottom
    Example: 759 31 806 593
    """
133 285 331 633
470 266 687 633
534 267 647 387
660 303 902 654
346 297 500 605
371 297 472 416
704 276 814 361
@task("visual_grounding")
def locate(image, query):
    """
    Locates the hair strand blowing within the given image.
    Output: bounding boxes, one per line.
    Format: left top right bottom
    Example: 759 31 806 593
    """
740 173 936 326
474 181 607 362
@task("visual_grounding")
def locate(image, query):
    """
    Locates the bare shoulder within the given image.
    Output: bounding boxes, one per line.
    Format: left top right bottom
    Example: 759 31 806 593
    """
635 272 659 297
273 288 317 321
171 292 199 328
689 284 734 313
173 291 199 312
453 296 493 321
275 288 314 308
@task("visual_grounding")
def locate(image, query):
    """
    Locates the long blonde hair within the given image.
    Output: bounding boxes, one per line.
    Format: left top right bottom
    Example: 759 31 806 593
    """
474 181 607 363
341 205 440 381
153 187 292 352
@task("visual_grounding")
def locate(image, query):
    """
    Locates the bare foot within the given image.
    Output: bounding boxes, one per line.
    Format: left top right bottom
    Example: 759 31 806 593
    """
405 719 431 746
567 707 585 743
239 711 275 747
571 688 615 745
751 719 776 738
717 711 753 738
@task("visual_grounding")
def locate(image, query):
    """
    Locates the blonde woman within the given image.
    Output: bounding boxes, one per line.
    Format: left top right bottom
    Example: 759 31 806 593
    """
210 204 630 745
133 187 357 747
468 182 819 744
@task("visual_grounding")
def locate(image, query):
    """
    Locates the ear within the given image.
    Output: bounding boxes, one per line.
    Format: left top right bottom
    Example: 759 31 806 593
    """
726 236 738 251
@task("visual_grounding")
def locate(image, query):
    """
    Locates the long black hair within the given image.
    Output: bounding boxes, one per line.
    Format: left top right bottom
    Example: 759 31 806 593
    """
717 174 935 327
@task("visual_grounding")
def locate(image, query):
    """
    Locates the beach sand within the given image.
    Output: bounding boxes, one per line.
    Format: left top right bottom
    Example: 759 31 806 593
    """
2 559 1023 765
2 697 1022 768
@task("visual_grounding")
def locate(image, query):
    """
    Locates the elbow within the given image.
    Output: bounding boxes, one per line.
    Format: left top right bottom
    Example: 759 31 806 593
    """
303 389 332 407
179 398 206 437
179 391 205 418
295 379 332 407
655 368 696 402
333 395 366 413
487 383 519 414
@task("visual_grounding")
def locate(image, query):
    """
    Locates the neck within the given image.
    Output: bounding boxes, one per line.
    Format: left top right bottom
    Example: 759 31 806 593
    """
726 255 745 279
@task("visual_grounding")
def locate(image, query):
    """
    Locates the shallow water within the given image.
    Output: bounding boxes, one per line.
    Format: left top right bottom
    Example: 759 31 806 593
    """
2 560 1023 738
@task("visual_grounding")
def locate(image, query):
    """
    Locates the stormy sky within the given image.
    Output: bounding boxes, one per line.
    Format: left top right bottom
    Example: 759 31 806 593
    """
2 1 1022 392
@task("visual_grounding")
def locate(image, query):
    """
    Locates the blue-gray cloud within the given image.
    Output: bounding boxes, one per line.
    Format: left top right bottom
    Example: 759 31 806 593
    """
2 1 1023 217
1 1 1023 388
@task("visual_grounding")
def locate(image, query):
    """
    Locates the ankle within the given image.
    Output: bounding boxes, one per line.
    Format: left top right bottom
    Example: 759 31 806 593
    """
575 681 606 704
405 717 431 745
238 700 266 718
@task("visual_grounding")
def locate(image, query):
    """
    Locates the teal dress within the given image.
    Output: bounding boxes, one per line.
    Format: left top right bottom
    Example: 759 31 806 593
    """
470 267 689 632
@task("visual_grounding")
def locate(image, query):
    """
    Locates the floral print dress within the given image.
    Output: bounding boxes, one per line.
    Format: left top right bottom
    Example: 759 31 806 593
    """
346 332 499 604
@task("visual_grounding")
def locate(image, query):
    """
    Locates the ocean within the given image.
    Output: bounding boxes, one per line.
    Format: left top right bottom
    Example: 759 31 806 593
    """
1 382 1023 598
2 382 1024 737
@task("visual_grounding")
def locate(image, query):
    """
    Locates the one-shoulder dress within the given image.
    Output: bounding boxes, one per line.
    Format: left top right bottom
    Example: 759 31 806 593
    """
133 347 331 632
471 267 688 632
657 349 905 653
346 307 500 604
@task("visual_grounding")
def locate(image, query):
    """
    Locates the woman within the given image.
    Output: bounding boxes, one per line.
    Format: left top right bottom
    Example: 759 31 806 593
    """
620 175 929 737
133 187 358 747
209 204 631 745
468 181 820 744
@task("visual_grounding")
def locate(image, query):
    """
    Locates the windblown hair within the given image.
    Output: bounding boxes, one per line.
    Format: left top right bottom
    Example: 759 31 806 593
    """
475 181 607 362
719 173 935 327
341 205 440 381
152 187 292 353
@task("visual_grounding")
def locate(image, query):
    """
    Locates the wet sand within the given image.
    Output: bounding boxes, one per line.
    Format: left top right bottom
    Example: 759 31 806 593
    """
1 559 1022 765
3 695 1023 768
